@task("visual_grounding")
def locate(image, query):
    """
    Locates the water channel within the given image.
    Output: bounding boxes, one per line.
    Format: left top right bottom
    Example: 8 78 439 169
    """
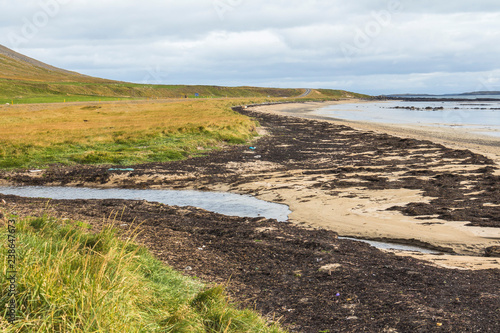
0 186 439 254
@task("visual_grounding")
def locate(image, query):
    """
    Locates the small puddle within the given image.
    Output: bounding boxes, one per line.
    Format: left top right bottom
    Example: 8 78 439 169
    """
339 237 440 254
0 186 291 222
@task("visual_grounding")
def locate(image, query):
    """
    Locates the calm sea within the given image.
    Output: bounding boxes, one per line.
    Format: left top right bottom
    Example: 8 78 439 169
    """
313 100 500 138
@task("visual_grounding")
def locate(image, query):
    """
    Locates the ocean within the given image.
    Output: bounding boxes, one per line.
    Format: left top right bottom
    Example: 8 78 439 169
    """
313 100 500 138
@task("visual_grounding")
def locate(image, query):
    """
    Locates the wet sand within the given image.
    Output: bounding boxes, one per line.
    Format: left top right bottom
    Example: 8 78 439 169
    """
249 101 500 269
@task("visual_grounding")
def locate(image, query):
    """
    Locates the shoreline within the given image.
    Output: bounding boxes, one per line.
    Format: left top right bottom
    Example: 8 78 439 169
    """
251 100 500 167
1 100 500 330
1 100 500 270
243 101 500 269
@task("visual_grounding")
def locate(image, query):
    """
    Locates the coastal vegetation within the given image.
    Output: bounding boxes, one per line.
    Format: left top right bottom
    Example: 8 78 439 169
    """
0 212 285 332
0 99 265 169
0 89 370 169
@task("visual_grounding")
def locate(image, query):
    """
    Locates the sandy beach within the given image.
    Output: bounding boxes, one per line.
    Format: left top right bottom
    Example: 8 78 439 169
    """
247 101 500 269
253 100 500 167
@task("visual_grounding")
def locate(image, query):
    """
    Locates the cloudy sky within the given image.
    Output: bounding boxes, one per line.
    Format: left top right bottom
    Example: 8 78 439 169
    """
1 0 500 95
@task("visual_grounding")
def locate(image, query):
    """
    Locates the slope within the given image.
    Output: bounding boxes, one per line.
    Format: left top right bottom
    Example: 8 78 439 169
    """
0 44 368 103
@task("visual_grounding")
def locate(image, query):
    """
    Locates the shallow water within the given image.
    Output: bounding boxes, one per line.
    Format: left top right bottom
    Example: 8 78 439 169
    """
0 186 441 253
314 101 500 137
0 186 291 222
338 237 440 254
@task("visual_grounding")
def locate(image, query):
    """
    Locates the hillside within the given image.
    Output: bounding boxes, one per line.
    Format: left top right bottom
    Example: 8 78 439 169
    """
0 44 368 103
0 45 110 83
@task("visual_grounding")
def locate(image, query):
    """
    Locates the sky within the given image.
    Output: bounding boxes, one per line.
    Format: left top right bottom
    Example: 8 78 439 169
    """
1 0 500 95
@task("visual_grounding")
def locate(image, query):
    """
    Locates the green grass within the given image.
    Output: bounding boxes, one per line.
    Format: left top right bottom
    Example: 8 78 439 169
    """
0 95 138 105
0 213 286 332
0 78 305 104
0 132 246 169
0 99 262 169
0 77 370 105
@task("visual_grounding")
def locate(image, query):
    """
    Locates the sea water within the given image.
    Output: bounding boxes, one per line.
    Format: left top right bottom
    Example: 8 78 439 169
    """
313 100 500 137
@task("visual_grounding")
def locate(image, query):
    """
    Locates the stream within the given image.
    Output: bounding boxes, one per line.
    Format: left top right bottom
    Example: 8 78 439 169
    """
0 186 439 254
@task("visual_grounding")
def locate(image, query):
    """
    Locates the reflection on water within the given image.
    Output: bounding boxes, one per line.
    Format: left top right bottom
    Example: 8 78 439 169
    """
0 186 443 254
0 186 291 222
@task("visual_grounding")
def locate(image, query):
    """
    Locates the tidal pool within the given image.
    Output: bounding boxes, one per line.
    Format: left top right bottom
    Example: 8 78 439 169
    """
0 186 440 253
0 186 291 222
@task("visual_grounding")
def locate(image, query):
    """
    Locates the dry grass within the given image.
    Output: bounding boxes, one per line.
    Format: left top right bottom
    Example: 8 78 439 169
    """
0 99 272 168
0 99 256 146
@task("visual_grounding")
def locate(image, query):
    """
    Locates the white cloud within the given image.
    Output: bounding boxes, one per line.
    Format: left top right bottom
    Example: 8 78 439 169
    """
1 0 500 94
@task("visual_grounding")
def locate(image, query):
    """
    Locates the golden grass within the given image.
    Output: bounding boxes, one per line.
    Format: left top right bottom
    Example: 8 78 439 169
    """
0 98 278 168
0 99 252 145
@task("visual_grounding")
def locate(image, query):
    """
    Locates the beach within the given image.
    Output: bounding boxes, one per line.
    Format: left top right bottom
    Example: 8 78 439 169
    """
2 100 500 269
2 100 500 331
246 101 500 269
254 100 500 166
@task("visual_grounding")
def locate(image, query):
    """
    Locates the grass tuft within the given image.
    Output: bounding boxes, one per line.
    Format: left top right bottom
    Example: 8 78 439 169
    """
0 213 285 332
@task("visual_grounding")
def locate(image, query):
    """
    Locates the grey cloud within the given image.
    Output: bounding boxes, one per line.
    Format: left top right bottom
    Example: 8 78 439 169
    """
1 0 500 94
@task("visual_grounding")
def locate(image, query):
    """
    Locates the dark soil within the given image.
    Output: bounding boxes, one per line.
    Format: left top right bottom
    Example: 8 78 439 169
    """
1 195 499 333
1 104 500 332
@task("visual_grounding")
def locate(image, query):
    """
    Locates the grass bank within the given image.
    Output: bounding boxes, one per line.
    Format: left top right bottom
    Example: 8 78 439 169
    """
0 212 285 332
0 93 371 169
0 79 305 105
0 99 268 169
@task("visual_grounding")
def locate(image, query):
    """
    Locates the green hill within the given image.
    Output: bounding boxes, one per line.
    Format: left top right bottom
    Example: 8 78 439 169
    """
0 44 368 103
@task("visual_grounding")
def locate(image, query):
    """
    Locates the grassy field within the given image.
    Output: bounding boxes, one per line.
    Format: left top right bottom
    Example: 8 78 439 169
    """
0 98 274 169
0 91 372 169
0 212 285 332
0 78 369 105
0 45 370 169
0 52 306 102
0 77 306 104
